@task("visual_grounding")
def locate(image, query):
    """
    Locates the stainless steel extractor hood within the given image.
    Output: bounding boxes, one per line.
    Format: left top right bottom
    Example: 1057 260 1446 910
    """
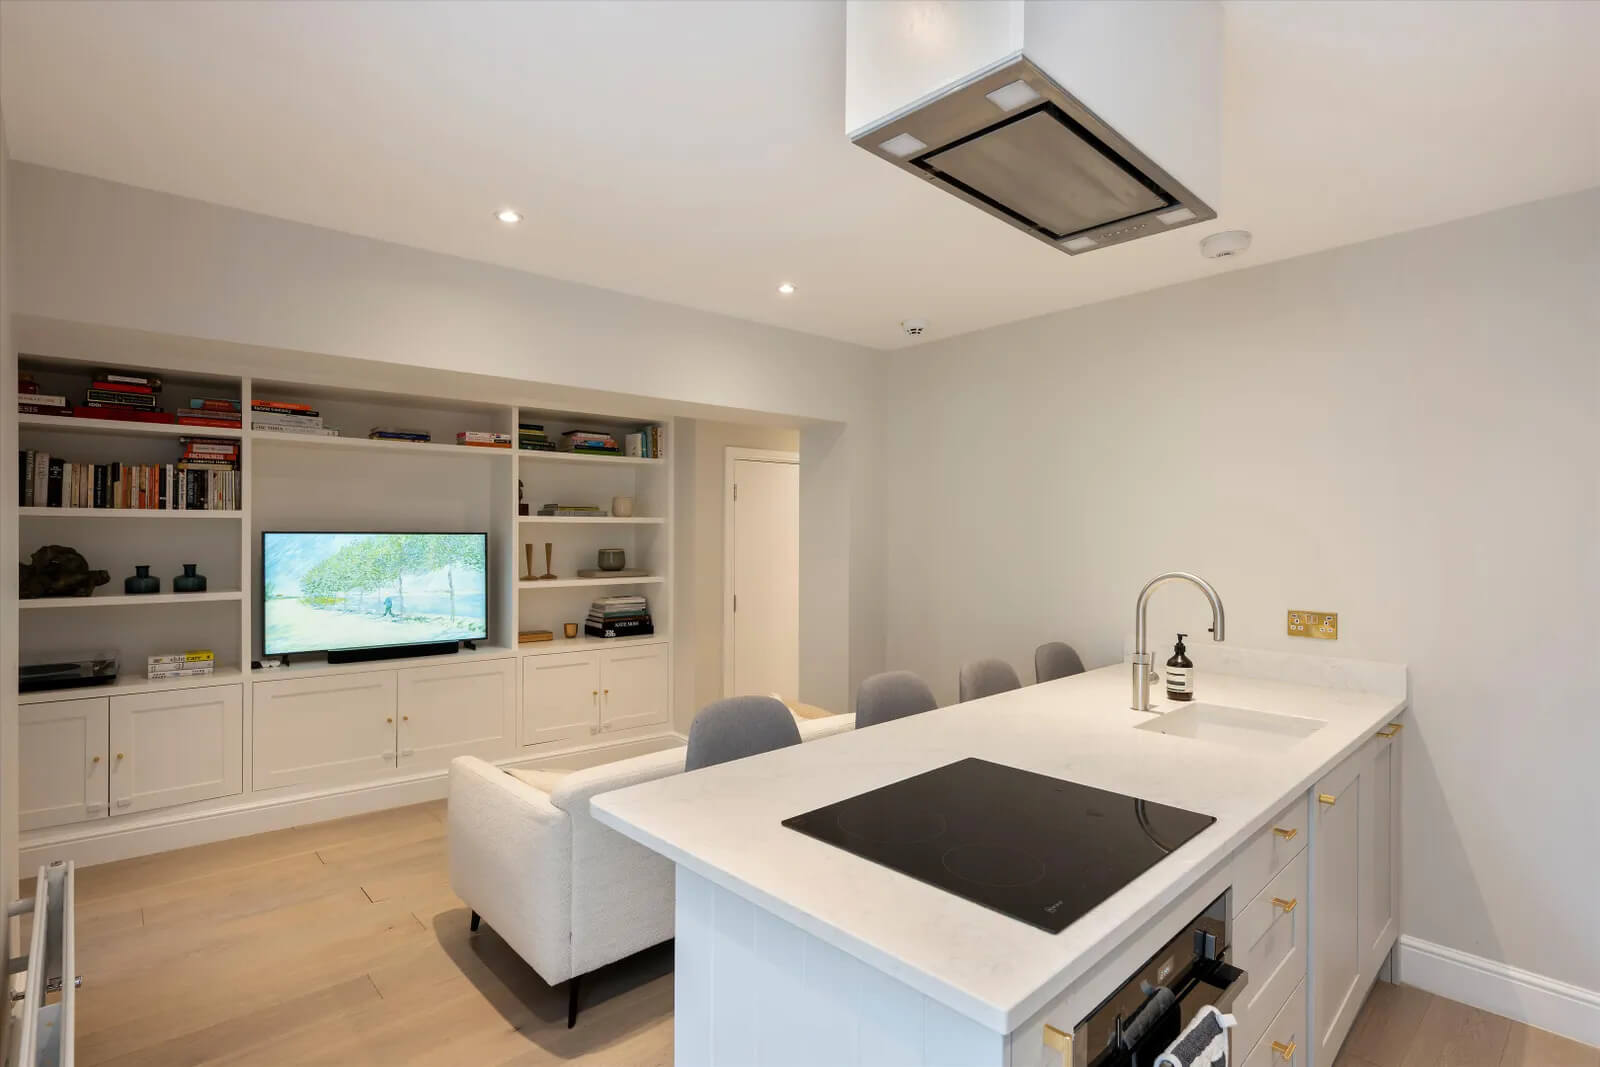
854 55 1215 255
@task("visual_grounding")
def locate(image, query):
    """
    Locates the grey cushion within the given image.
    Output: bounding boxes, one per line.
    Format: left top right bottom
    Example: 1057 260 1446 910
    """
685 696 802 772
958 658 1022 702
1035 641 1087 684
855 671 938 728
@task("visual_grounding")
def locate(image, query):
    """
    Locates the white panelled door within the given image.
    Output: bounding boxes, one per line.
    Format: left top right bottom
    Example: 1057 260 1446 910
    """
726 451 800 702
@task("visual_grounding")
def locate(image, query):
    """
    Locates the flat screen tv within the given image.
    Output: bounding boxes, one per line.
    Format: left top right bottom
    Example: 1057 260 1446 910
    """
262 532 488 658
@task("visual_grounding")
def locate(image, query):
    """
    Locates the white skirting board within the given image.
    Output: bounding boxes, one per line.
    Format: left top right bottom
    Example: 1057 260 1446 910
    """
1395 935 1600 1048
20 731 687 870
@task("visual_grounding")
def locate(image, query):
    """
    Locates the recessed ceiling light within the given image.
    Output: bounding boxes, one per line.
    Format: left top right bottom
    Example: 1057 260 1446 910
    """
879 132 927 158
496 208 523 224
777 282 796 295
985 79 1042 112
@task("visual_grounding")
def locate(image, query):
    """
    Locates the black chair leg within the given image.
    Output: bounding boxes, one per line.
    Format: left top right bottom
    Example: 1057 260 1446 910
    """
567 974 581 1028
469 910 480 932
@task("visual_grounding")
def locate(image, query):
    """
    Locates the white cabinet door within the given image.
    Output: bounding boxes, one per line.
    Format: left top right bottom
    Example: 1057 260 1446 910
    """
397 657 517 772
253 671 398 790
19 697 110 831
521 651 602 747
600 643 670 734
1359 724 1402 980
110 685 243 815
1311 749 1365 1067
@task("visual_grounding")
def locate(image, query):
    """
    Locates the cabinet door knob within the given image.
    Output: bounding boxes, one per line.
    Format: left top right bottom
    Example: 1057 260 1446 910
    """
402 715 409 722
1271 896 1298 913
1318 793 1337 806
386 717 394 724
1271 1039 1297 1060
91 755 101 764
1271 826 1297 840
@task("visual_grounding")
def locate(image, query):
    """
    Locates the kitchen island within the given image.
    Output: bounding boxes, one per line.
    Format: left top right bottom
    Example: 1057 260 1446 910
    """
592 653 1407 1066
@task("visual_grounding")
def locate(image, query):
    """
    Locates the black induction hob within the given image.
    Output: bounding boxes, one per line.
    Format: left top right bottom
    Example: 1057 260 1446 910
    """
781 758 1215 934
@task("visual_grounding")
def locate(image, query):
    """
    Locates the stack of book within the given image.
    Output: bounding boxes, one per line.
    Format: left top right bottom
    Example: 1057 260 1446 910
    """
456 431 512 449
369 427 432 443
18 447 241 510
76 370 174 425
585 595 653 639
251 400 337 436
17 374 71 417
560 430 621 456
518 423 556 452
147 650 215 681
536 503 608 517
623 426 665 459
180 397 243 429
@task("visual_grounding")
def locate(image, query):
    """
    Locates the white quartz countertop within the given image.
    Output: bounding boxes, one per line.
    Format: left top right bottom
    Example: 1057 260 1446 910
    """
592 660 1407 1033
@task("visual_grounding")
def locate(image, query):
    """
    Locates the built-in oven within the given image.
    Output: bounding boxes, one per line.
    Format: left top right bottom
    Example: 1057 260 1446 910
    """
1062 890 1248 1067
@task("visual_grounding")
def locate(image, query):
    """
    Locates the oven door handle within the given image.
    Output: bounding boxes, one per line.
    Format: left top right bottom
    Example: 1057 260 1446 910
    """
1205 960 1249 1015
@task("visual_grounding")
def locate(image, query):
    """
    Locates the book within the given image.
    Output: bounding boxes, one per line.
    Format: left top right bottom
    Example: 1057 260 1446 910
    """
18 393 67 407
74 407 176 424
96 370 162 388
85 388 159 408
147 665 217 680
32 450 49 507
46 457 64 508
176 415 243 428
148 650 215 665
190 398 242 411
585 623 655 639
369 427 431 441
91 380 155 395
18 404 75 417
251 423 340 436
251 400 315 413
249 411 324 428
517 630 554 643
455 431 511 442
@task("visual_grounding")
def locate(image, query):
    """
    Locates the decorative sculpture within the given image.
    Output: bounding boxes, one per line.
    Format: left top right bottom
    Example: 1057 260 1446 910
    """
20 545 111 599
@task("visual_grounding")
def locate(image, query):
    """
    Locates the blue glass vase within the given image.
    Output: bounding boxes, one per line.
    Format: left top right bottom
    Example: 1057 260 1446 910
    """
173 563 207 594
124 565 160 595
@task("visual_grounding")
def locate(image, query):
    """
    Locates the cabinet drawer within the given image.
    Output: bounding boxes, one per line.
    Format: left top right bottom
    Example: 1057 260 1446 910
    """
1231 795 1308 914
1242 978 1306 1067
1232 849 1308 1057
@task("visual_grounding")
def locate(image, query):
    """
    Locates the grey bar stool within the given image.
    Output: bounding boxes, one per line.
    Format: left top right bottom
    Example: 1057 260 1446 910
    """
855 670 938 728
685 695 802 771
958 658 1022 702
1035 641 1087 684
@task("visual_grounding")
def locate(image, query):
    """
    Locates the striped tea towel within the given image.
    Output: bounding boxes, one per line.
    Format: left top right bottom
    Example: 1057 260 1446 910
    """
1154 1004 1236 1067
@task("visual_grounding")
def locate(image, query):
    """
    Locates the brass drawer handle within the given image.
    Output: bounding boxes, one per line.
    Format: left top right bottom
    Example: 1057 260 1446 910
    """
1042 1023 1071 1066
1272 826 1298 841
1376 723 1402 738
1272 1039 1297 1060
1318 793 1337 806
1271 896 1298 913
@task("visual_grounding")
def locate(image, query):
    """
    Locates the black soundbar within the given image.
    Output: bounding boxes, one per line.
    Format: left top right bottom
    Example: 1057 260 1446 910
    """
327 641 460 665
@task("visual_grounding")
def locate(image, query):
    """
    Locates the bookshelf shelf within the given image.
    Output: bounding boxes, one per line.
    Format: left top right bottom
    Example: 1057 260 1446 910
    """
516 576 665 590
19 591 243 610
518 516 665 525
17 413 243 439
18 507 244 519
518 634 667 656
17 666 246 706
516 450 663 467
249 431 513 458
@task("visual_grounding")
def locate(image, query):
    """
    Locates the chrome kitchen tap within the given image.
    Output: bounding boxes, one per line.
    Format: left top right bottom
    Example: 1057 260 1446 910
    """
1132 572 1225 711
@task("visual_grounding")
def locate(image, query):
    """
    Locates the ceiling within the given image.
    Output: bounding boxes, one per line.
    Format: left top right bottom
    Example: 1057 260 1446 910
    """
1 1 1595 351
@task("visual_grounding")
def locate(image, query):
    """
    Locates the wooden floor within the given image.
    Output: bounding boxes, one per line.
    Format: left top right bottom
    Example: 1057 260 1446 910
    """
28 801 1597 1066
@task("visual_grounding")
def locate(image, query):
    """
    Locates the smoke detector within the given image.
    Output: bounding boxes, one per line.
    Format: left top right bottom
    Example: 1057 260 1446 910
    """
901 318 930 337
1200 230 1252 260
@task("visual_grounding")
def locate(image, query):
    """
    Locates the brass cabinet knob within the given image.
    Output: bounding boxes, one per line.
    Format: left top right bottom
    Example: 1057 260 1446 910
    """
116 753 125 760
402 715 409 722
91 755 101 764
603 688 610 697
386 717 394 724
1272 826 1298 840
1271 896 1298 913
1318 793 1337 806
1271 1039 1297 1060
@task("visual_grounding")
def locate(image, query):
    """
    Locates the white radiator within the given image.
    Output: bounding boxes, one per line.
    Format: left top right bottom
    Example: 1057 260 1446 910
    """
6 861 77 1067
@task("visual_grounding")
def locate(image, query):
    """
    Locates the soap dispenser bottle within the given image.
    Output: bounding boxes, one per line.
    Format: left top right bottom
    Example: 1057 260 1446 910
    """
1166 633 1194 702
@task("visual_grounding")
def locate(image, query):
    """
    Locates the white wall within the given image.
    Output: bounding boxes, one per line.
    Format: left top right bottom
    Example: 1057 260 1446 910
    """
673 418 801 726
8 164 887 718
883 190 1600 995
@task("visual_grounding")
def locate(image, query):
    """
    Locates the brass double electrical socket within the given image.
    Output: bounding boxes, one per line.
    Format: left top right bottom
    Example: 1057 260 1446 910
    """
1288 611 1338 639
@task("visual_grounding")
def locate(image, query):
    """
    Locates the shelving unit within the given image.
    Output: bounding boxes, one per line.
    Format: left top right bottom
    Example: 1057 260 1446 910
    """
11 345 676 867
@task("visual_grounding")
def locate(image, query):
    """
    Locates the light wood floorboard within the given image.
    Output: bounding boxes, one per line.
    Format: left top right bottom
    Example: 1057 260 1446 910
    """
32 801 1594 1066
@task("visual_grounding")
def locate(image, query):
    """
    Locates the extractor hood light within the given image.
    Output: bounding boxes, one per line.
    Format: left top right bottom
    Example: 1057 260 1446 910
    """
1061 236 1098 252
496 208 523 224
879 132 927 158
1157 207 1196 225
984 79 1041 111
777 282 796 295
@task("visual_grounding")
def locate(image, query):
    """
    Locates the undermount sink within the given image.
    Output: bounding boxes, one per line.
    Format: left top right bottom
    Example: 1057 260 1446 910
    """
1136 702 1326 752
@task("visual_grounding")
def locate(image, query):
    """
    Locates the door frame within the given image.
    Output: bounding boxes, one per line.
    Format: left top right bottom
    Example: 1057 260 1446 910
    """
723 447 801 698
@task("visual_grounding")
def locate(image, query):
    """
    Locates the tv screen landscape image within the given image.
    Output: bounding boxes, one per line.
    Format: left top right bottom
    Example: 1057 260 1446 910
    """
263 532 489 656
